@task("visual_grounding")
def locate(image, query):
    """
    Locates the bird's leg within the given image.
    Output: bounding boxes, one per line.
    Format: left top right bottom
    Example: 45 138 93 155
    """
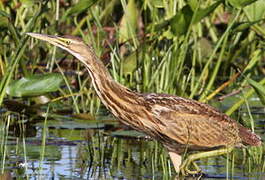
168 152 182 173
180 147 233 175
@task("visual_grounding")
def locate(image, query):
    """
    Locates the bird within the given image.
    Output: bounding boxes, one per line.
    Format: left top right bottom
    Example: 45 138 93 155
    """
26 32 262 175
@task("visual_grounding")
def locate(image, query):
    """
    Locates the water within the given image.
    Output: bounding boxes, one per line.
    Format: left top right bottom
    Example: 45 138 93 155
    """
0 103 264 179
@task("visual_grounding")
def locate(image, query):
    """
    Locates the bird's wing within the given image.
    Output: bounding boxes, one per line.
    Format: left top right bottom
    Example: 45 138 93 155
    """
144 94 241 148
156 107 239 148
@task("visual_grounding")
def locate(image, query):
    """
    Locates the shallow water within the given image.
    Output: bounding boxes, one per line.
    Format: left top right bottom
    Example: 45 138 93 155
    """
0 101 264 179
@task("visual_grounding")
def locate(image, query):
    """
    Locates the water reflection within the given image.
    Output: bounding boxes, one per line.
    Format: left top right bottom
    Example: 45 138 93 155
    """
0 111 264 179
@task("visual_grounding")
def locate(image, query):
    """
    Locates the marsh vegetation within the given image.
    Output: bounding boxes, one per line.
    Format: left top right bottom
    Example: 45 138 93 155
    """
0 0 264 179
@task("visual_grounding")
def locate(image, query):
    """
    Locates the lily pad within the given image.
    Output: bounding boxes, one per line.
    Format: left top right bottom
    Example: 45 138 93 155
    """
36 120 106 130
110 130 149 139
6 73 63 97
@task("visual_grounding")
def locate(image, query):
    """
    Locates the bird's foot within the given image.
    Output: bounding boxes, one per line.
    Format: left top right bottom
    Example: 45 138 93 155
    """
180 156 202 176
179 148 233 176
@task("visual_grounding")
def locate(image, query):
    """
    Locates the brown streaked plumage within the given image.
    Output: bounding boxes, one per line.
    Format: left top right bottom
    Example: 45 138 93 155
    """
26 33 262 175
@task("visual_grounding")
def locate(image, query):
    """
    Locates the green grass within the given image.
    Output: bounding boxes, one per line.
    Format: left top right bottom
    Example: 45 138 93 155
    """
0 0 264 112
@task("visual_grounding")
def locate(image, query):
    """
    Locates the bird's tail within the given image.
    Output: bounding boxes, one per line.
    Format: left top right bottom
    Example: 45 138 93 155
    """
238 124 262 146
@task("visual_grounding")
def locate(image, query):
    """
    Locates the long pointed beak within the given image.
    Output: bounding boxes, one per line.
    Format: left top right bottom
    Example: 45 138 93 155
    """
26 32 61 47
27 32 86 63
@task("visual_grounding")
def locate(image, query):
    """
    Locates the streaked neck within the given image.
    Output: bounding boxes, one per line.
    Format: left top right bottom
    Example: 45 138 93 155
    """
79 48 139 116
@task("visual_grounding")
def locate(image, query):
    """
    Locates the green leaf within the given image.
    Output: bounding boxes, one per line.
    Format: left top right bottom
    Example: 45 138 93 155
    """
170 1 221 36
246 78 265 105
193 1 222 24
232 20 261 32
119 0 138 43
110 130 147 139
64 0 99 17
244 0 265 21
37 120 106 129
153 19 170 33
187 0 199 11
6 73 63 97
122 50 140 75
170 5 193 36
227 0 258 8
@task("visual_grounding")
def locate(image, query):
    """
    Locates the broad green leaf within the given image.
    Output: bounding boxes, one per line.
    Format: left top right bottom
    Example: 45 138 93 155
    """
119 0 138 43
170 5 193 36
37 120 105 129
50 128 90 141
6 73 63 97
64 0 99 17
188 0 198 11
244 0 265 21
122 51 138 75
153 19 170 33
232 20 261 32
193 1 222 24
170 1 221 36
110 130 148 139
247 78 265 105
227 0 257 8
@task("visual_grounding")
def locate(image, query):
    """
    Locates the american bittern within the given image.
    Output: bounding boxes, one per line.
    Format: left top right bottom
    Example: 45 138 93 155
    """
27 33 261 175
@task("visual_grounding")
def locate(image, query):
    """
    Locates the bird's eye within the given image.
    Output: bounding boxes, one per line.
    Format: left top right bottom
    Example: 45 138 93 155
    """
66 40 71 45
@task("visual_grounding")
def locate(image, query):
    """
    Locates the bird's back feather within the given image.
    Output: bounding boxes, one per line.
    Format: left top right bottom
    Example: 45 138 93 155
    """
142 93 261 151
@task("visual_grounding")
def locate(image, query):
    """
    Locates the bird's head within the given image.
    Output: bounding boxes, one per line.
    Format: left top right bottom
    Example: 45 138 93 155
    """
26 33 92 63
